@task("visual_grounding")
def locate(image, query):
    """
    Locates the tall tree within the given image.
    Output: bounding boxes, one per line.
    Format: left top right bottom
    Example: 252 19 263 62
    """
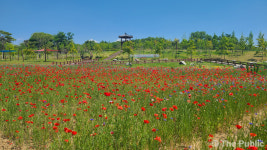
68 41 77 61
239 33 246 55
257 32 266 62
247 31 254 50
54 32 67 50
29 32 54 49
122 41 134 65
0 30 15 50
212 34 219 50
180 39 188 50
219 36 229 59
187 40 196 59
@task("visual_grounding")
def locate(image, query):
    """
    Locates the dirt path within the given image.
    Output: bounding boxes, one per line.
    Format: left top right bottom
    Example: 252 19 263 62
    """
103 50 123 61
0 132 16 150
188 105 267 150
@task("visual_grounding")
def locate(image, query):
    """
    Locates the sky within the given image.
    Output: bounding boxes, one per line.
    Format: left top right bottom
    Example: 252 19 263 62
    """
1 0 267 45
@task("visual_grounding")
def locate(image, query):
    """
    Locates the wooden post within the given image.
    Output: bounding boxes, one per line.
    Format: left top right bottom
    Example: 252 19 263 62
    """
9 49 11 61
18 48 19 61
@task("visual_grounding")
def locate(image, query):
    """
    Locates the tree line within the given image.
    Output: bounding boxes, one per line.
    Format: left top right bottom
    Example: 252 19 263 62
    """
1 30 267 61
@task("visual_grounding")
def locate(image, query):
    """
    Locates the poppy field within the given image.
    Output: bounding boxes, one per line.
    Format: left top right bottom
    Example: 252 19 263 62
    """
0 64 267 150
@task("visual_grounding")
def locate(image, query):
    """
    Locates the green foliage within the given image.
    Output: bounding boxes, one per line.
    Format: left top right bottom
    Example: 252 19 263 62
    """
68 41 77 54
0 30 15 50
94 44 102 56
154 41 163 54
187 40 196 59
180 39 188 50
247 31 254 50
29 32 54 49
4 42 15 50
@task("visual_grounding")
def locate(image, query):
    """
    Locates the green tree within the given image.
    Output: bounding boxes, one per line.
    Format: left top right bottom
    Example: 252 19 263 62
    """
122 41 134 64
173 38 179 58
257 32 266 62
68 41 77 61
29 32 54 49
180 39 188 50
212 34 219 50
94 44 102 57
239 33 246 55
219 36 230 59
154 41 163 55
205 40 213 58
187 40 196 59
0 30 15 50
247 31 254 50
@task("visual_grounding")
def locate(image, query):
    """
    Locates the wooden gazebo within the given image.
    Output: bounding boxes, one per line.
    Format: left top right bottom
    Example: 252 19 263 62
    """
118 33 133 50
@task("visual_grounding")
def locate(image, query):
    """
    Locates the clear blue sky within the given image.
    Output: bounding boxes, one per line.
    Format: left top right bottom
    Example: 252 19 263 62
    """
1 0 267 45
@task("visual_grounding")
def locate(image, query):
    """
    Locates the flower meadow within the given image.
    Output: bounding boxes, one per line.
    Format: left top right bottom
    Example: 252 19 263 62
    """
0 64 266 150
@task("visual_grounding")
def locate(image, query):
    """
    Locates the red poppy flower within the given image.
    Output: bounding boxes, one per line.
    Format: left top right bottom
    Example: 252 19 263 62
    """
250 133 256 137
144 120 150 124
72 131 77 135
18 116 23 120
229 93 233 96
104 92 111 96
247 146 258 150
154 136 161 142
152 128 156 132
235 125 242 129
141 107 146 111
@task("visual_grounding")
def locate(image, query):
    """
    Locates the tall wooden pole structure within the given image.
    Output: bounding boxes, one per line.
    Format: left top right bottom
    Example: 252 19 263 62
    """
118 33 133 50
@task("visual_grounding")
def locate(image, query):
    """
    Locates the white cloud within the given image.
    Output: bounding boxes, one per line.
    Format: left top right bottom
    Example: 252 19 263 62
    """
89 39 99 43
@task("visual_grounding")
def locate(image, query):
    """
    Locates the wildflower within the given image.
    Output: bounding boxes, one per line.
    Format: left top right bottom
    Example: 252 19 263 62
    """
104 92 111 96
72 131 77 135
247 145 258 150
154 136 161 142
250 133 257 137
236 125 242 129
141 107 145 111
144 120 150 124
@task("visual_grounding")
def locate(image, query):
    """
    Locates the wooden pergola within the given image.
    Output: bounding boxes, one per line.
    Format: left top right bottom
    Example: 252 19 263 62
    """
118 33 133 50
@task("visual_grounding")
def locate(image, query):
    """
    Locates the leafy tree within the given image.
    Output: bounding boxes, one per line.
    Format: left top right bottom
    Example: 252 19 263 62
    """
212 34 219 50
247 31 254 50
122 41 134 64
0 30 15 50
29 32 54 49
239 33 246 55
257 32 266 62
54 32 67 50
68 41 77 60
204 40 213 58
173 38 179 58
187 40 196 59
154 41 163 55
219 36 230 59
180 39 188 50
94 44 102 57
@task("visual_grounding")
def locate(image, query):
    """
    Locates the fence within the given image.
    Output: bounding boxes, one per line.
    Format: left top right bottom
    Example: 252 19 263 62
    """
52 58 201 66
201 58 267 69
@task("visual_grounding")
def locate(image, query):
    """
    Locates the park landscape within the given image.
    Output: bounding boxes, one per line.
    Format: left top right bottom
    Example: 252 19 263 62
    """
1 0 267 149
0 30 267 150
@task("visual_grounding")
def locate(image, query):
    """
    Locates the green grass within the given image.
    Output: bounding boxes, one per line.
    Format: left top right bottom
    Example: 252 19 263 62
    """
0 64 266 149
